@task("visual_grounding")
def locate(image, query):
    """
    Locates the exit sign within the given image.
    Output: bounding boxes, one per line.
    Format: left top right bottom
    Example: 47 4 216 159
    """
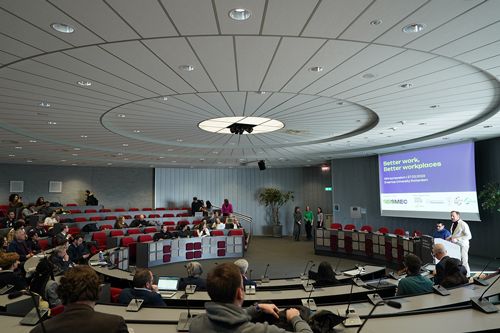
324 187 332 191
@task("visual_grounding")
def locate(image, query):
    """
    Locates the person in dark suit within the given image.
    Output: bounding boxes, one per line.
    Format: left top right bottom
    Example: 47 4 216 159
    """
178 261 207 291
30 265 128 333
118 268 165 307
432 243 467 286
7 228 34 262
308 261 340 287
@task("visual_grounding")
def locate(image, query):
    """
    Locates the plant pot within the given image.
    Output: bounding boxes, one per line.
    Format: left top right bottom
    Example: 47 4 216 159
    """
272 224 282 238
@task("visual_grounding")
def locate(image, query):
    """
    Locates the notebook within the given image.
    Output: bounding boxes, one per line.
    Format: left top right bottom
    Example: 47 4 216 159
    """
157 276 179 298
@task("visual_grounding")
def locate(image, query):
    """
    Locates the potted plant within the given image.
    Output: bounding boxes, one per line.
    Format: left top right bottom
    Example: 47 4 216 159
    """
258 188 294 237
478 182 500 212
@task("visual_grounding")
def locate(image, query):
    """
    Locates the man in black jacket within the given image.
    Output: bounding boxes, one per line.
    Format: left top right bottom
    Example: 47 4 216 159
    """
118 268 165 307
67 234 90 264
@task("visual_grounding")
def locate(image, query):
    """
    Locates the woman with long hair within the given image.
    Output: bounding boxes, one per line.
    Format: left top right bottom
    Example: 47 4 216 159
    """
30 258 62 307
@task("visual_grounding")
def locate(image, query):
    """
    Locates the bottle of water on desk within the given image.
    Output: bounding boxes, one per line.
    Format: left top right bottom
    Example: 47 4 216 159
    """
98 250 104 262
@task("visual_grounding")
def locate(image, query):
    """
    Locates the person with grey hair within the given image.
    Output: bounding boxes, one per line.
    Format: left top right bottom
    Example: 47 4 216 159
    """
234 258 256 287
177 261 206 291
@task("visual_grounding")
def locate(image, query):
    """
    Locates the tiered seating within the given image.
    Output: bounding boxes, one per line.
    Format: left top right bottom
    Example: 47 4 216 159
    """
89 216 102 221
378 226 389 234
344 224 356 231
85 209 97 213
138 234 153 243
394 228 405 236
144 227 157 234
331 223 342 230
360 225 372 232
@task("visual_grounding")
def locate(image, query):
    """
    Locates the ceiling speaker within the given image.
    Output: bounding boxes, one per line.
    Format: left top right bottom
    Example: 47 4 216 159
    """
258 160 266 171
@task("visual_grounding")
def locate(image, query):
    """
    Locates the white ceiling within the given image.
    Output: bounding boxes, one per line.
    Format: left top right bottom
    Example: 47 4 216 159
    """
0 0 499 169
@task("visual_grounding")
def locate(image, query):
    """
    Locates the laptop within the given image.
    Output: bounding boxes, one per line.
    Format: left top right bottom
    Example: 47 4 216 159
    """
157 276 179 298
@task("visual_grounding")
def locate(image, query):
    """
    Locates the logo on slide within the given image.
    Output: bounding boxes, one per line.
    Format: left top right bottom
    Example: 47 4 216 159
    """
383 199 408 205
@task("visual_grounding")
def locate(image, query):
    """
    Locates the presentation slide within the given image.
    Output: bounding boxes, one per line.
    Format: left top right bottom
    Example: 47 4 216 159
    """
378 142 480 221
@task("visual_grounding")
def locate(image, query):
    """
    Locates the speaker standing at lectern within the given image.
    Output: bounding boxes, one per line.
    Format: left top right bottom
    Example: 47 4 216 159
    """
446 211 472 277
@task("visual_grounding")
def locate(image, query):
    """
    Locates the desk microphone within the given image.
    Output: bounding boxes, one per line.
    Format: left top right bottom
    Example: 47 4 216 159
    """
471 273 500 313
245 269 256 295
356 300 401 333
367 274 384 305
473 257 499 286
343 274 362 327
177 293 194 331
303 264 315 292
301 260 314 280
21 289 47 331
262 264 270 283
301 277 317 311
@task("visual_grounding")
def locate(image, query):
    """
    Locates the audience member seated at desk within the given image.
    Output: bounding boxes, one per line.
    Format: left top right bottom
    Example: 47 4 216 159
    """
68 234 90 264
7 227 34 262
441 258 469 288
54 224 71 246
397 254 433 296
177 223 191 238
308 261 340 287
30 219 48 238
30 266 128 333
1 211 17 229
129 214 154 228
118 268 165 307
26 229 41 254
0 252 27 291
43 210 59 227
212 217 225 230
153 224 173 241
178 261 206 291
190 263 312 333
49 246 72 276
234 258 256 287
431 243 465 285
114 216 128 229
433 222 451 239
30 258 61 307
194 220 211 237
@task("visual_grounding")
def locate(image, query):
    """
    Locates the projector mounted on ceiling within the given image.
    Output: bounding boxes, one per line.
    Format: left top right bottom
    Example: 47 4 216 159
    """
227 123 256 135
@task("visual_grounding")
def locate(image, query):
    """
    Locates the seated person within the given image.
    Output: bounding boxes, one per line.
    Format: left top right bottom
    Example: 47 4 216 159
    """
441 258 469 288
54 224 71 246
30 266 128 333
21 203 37 220
29 258 61 307
67 234 90 264
7 227 34 261
211 217 225 230
0 252 27 291
234 258 256 287
153 224 173 241
0 211 16 229
118 268 165 307
26 229 41 254
194 220 210 237
129 214 153 228
190 263 312 333
178 261 207 291
397 254 434 296
31 219 48 238
114 216 128 229
432 222 451 239
49 246 72 276
177 223 191 238
43 210 59 227
308 261 339 287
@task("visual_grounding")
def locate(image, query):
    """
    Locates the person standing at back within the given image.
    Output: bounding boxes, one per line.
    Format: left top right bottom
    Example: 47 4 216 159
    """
446 211 472 276
84 190 98 206
303 206 314 241
221 198 233 216
316 207 324 229
293 207 302 241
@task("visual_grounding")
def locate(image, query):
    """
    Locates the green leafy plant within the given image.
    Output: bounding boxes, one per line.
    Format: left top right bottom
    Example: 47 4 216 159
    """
478 182 500 212
258 188 294 225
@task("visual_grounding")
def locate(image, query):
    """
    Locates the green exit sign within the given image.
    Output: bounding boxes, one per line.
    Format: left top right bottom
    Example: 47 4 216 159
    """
324 187 332 191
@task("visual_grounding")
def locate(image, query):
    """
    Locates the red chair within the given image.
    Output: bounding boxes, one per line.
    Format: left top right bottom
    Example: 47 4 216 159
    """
123 215 132 219
228 229 244 236
344 224 356 231
50 305 65 316
74 217 87 222
100 224 113 230
114 208 126 212
177 220 189 227
85 209 97 213
39 239 49 251
99 208 111 213
105 215 117 220
331 223 342 230
89 216 102 221
129 208 139 211
148 214 160 218
177 213 190 217
378 227 389 234
127 228 141 235
92 232 107 251
138 235 153 243
412 230 422 237
121 237 135 247
142 208 153 211
144 227 157 234
69 209 82 214
394 228 405 237
156 207 166 211
110 287 122 303
163 221 175 226
110 230 124 237
211 230 224 236
360 225 372 232
181 207 191 211
192 220 202 226
68 227 81 236
121 237 137 260
66 203 77 207
163 213 175 218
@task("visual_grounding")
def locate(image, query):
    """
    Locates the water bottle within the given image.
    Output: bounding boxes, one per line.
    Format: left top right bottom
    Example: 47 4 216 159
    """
98 250 104 262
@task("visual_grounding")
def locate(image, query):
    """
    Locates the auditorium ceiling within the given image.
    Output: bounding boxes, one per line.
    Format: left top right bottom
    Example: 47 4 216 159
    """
0 0 499 168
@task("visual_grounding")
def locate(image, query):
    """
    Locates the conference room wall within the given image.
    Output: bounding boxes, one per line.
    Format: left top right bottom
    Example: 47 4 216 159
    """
331 137 500 257
0 164 154 208
154 167 332 236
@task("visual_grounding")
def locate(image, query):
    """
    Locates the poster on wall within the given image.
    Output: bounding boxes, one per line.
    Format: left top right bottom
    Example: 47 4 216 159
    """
49 181 63 193
10 180 24 193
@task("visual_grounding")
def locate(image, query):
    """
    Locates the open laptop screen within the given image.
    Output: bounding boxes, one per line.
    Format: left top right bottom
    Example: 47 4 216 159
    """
157 276 179 291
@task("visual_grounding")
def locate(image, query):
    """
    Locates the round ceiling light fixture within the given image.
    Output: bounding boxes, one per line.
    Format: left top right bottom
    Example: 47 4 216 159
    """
179 65 194 72
199 116 284 135
50 23 75 34
402 23 425 33
229 8 252 21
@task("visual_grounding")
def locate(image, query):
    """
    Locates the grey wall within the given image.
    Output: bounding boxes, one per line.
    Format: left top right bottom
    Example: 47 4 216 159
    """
155 167 332 236
331 137 500 257
0 164 154 208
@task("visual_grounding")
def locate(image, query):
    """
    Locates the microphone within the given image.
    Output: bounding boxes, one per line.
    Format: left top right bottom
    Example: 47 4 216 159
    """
303 264 315 292
20 289 48 329
177 293 194 331
471 273 500 313
301 260 314 280
261 264 270 283
301 276 317 311
126 298 143 312
473 257 499 286
367 274 384 305
356 300 402 333
333 257 342 276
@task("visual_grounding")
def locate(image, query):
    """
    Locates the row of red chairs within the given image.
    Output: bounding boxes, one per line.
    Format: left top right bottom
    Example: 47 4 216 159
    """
65 211 191 218
65 206 190 211
330 223 422 237
63 213 191 222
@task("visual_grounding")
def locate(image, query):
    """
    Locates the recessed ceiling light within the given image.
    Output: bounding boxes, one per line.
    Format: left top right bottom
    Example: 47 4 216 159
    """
179 65 194 72
122 143 129 147
8 154 15 157
167 148 174 152
212 151 219 154
117 114 126 118
29 140 37 143
123 158 129 160
133 130 141 133
200 158 205 161
50 23 74 34
159 156 165 159
26 160 33 163
61 159 67 162
48 121 57 125
229 8 251 21
73 148 80 151
77 80 92 87
15 146 22 149
80 135 88 138
160 96 168 101
429 105 439 109
309 66 324 72
117 152 123 156
39 102 51 107
172 160 177 163
256 91 266 95
71 163 78 166
72 153 78 156
107 163 113 166
362 73 376 79
217 161 222 164
400 83 413 88
176 139 183 142
402 23 426 33
370 19 382 26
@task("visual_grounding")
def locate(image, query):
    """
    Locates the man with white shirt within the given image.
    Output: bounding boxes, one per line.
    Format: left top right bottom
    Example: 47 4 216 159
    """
446 211 472 276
